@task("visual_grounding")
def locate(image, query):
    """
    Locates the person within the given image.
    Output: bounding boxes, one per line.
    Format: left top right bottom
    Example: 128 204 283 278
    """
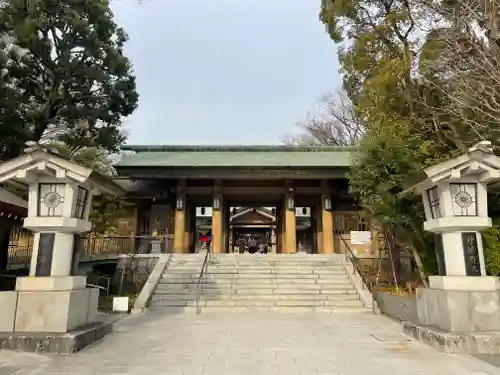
259 241 266 254
248 236 257 254
238 236 246 254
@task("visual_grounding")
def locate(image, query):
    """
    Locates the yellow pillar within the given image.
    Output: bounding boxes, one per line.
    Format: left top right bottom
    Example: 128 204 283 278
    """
173 209 185 253
211 181 223 253
315 205 323 254
184 203 192 253
321 194 334 254
279 204 286 253
284 192 296 253
173 181 186 253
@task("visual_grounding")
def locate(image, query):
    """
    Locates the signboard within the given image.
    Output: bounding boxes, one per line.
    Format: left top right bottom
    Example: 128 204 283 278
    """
462 232 481 276
350 231 372 245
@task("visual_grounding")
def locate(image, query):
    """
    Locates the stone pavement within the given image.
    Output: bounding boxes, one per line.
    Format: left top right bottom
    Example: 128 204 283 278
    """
1 311 500 375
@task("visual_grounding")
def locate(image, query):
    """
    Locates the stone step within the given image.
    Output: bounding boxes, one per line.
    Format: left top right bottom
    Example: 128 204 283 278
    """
209 272 347 276
163 282 353 289
161 277 202 282
157 280 354 291
213 257 343 261
155 285 357 294
207 269 346 275
151 299 363 308
167 264 204 268
162 270 200 278
154 292 358 301
213 261 344 266
204 274 324 279
208 278 352 285
209 263 344 267
149 305 369 314
161 277 329 283
153 293 360 302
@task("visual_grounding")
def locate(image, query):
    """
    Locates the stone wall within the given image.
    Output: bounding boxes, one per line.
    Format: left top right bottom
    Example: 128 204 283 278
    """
112 256 159 295
374 291 418 323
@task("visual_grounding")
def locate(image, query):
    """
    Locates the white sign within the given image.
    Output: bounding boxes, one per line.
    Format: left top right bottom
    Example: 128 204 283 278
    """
113 296 129 312
350 231 372 245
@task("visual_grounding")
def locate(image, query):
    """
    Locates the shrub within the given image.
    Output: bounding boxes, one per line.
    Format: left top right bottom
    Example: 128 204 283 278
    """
482 226 500 276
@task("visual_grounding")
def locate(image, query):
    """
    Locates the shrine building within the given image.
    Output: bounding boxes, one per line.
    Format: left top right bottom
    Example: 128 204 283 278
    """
114 145 377 255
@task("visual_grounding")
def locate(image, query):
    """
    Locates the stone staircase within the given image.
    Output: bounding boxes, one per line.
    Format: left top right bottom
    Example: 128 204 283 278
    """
150 253 207 311
151 253 369 313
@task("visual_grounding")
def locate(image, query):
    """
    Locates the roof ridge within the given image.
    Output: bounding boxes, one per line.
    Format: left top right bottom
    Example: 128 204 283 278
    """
121 145 356 152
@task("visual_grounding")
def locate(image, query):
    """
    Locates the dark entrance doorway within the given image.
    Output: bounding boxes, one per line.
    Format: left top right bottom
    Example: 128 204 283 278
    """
229 206 276 253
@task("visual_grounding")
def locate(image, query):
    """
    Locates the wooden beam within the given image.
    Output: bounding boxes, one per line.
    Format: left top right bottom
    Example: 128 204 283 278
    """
185 186 323 196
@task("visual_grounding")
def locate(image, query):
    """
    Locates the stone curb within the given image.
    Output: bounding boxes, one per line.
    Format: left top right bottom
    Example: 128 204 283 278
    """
343 257 379 312
131 254 172 314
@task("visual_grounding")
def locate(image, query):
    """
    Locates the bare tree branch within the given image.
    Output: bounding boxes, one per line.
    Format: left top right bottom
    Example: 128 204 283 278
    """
418 0 500 148
283 91 365 146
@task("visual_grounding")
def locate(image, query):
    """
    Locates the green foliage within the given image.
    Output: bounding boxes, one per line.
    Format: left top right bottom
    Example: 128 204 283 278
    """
43 142 126 234
90 195 126 234
318 0 494 277
0 0 138 160
483 227 500 276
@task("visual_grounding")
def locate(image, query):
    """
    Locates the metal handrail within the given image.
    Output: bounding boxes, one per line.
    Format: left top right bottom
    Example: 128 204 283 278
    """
338 234 377 313
196 247 212 314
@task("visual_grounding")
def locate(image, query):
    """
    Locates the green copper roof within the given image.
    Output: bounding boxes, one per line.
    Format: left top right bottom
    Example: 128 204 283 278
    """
117 145 353 168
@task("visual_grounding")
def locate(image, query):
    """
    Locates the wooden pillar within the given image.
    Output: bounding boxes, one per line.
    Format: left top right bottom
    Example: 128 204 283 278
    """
211 181 223 253
314 205 323 254
321 180 334 254
221 201 229 253
173 180 186 253
130 205 139 236
184 202 193 253
284 181 296 253
278 203 285 253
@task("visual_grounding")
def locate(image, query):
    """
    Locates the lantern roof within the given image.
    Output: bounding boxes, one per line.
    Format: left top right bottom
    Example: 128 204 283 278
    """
402 141 500 196
0 149 125 197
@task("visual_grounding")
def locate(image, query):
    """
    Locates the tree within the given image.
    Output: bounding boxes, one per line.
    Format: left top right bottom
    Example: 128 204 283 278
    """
41 139 126 234
283 91 365 146
0 36 26 159
418 0 500 150
0 0 138 160
318 0 500 281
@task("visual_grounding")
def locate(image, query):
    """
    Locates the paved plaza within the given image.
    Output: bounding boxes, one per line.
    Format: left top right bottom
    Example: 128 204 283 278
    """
0 311 499 375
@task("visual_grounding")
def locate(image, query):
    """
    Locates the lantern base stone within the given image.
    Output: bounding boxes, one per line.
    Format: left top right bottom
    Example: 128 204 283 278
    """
429 275 500 291
416 286 500 333
0 291 18 332
403 321 500 354
0 317 115 354
14 288 99 333
16 276 86 291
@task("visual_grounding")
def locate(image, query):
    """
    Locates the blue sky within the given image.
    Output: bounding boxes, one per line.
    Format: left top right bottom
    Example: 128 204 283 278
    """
111 0 340 145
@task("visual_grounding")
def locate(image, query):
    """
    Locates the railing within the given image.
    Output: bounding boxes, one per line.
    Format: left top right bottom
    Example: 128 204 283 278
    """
196 247 212 314
86 274 111 296
5 234 175 270
339 235 375 291
338 234 377 313
78 234 174 261
7 242 32 269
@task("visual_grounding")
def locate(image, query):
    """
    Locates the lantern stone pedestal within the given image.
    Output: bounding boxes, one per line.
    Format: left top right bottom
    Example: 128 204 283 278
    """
402 141 500 353
0 149 124 353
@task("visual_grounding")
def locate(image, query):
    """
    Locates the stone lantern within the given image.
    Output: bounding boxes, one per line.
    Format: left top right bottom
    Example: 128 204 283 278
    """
402 141 500 348
0 148 124 342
